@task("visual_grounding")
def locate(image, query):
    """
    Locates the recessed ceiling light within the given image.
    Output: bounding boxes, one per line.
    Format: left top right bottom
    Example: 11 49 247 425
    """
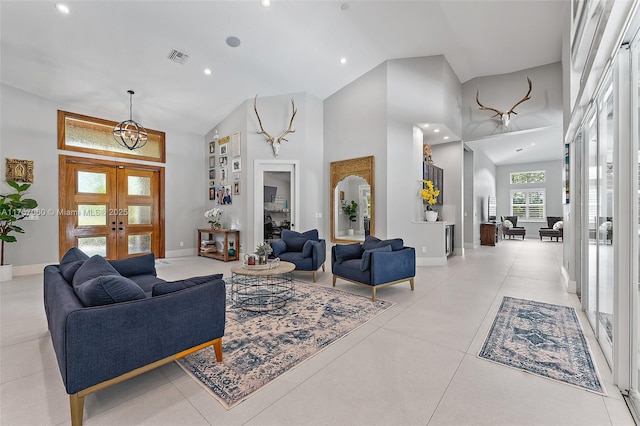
55 3 70 14
423 124 429 128
261 0 271 6
204 68 212 75
434 129 440 133
531 142 536 146
226 36 241 48
339 57 347 65
443 136 449 140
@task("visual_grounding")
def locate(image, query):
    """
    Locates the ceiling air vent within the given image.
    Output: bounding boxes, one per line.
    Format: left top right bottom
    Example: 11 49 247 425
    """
167 49 189 65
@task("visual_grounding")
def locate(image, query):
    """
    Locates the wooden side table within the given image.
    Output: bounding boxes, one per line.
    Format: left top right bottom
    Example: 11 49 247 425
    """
197 228 239 262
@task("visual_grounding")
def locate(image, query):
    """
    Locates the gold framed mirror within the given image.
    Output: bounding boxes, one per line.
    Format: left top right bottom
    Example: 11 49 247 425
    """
330 156 375 243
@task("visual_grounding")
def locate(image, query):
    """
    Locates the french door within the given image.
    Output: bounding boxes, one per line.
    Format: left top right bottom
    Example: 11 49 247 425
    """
59 155 165 260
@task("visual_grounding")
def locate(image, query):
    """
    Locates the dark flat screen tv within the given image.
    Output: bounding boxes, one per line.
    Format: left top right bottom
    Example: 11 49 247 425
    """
264 186 277 202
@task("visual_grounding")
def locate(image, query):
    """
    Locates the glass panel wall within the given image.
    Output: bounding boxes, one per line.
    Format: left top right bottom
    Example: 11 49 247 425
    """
631 30 640 419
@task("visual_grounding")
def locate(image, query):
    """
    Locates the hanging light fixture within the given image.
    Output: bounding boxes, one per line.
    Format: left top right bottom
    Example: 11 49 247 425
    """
113 90 148 150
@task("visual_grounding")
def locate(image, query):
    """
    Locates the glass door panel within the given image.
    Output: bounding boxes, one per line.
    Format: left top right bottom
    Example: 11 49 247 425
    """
585 110 598 331
598 81 615 364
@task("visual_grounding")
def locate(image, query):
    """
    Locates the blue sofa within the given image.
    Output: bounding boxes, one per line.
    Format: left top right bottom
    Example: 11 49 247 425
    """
269 229 326 282
43 248 226 426
331 236 416 301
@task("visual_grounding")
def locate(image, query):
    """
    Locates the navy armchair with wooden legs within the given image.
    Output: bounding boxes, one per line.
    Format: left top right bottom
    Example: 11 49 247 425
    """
269 229 326 282
331 236 415 301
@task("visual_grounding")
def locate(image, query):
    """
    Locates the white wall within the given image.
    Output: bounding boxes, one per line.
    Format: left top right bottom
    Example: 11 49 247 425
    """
0 83 205 267
496 159 564 237
430 141 464 251
324 62 388 238
472 148 497 245
210 92 324 254
462 62 563 140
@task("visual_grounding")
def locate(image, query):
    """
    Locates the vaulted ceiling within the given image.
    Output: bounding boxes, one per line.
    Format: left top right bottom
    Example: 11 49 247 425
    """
1 0 567 163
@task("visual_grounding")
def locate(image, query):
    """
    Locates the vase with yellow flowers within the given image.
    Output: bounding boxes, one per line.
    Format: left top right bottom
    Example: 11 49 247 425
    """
420 180 440 221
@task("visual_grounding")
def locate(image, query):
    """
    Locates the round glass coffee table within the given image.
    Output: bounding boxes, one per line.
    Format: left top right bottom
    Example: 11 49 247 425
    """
230 260 295 312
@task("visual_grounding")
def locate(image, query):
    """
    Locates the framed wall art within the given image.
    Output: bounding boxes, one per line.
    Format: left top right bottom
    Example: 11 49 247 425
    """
220 144 228 156
209 141 215 154
5 158 34 183
232 158 241 173
233 181 240 195
209 156 215 168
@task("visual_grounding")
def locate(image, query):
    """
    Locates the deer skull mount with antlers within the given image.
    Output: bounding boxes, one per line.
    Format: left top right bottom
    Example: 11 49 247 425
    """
476 77 532 128
253 95 297 157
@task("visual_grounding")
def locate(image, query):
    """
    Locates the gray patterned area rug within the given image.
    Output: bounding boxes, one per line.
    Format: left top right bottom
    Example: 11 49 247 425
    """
178 281 394 409
479 296 605 394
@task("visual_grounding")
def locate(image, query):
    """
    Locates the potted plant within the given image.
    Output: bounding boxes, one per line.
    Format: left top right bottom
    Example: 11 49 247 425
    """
0 181 38 281
420 180 440 222
255 242 273 264
341 200 358 235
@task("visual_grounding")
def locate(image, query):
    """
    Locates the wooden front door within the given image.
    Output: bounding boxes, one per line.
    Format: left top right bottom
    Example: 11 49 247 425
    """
59 155 165 260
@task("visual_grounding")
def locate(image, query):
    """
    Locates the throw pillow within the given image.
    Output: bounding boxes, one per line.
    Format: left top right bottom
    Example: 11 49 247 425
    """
503 220 513 229
282 229 319 252
362 235 404 251
59 247 90 282
152 273 224 296
334 243 363 263
72 255 120 288
599 221 612 231
108 253 157 277
74 275 146 306
270 239 287 257
553 220 564 230
302 239 315 258
360 245 392 271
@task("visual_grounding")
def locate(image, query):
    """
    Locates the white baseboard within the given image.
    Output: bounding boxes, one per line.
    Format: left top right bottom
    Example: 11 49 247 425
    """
165 248 198 258
416 256 447 266
14 262 56 276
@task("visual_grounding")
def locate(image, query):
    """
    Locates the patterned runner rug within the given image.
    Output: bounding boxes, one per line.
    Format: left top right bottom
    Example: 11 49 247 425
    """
178 280 394 409
479 296 605 394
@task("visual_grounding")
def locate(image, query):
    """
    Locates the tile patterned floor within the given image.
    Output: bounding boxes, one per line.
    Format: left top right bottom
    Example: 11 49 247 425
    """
0 240 635 425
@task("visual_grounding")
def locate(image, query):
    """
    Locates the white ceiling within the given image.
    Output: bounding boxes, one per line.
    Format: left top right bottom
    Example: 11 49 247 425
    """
0 0 567 163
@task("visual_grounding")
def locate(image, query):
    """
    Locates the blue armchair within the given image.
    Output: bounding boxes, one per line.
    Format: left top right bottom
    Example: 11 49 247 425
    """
331 236 415 301
270 229 326 282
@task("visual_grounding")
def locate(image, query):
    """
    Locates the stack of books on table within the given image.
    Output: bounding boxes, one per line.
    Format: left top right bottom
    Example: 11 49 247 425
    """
200 240 217 253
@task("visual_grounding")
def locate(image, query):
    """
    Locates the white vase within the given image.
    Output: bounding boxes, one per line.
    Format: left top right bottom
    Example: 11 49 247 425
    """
0 264 13 282
347 228 354 236
425 210 438 222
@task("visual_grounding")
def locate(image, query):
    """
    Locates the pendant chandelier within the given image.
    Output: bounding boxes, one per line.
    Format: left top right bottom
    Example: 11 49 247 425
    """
113 90 148 150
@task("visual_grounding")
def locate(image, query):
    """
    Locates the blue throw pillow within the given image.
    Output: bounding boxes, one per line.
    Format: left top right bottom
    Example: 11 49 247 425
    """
74 275 146 306
360 245 392 271
109 253 156 277
363 235 404 251
152 273 224 296
302 240 315 257
59 247 90 282
282 229 319 252
72 255 120 288
270 239 287 257
334 243 363 263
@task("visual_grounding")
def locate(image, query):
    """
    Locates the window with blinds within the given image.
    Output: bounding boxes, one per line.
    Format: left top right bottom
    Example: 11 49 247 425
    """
510 189 545 220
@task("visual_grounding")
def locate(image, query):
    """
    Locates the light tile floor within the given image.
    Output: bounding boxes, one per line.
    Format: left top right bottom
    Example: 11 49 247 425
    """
1 240 636 425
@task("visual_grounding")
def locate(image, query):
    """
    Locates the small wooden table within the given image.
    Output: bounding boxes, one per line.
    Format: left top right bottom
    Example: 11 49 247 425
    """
197 228 239 262
230 261 295 312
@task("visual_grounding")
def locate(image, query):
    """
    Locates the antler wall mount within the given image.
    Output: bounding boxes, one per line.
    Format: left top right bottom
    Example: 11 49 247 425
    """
253 95 297 157
476 77 532 128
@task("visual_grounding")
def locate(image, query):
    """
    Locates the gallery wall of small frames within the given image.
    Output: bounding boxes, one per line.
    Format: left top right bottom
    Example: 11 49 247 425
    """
208 131 241 205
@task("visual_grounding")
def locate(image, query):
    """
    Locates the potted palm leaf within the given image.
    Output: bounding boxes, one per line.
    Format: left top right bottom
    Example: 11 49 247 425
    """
0 181 38 281
341 200 358 235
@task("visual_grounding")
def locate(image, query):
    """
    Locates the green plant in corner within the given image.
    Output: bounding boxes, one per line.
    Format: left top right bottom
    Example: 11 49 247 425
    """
0 181 38 266
341 200 358 228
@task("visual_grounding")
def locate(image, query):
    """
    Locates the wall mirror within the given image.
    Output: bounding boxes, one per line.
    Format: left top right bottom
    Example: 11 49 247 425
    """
330 156 375 243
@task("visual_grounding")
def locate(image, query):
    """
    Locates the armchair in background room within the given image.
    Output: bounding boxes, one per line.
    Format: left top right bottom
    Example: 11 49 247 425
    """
539 216 563 241
269 229 326 282
500 215 526 240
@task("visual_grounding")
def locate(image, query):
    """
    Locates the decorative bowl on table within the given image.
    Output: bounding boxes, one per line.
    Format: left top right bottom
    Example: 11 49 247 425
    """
242 258 280 270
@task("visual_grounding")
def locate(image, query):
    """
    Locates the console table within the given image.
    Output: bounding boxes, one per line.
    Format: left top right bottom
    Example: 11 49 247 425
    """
480 223 501 246
197 228 239 262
